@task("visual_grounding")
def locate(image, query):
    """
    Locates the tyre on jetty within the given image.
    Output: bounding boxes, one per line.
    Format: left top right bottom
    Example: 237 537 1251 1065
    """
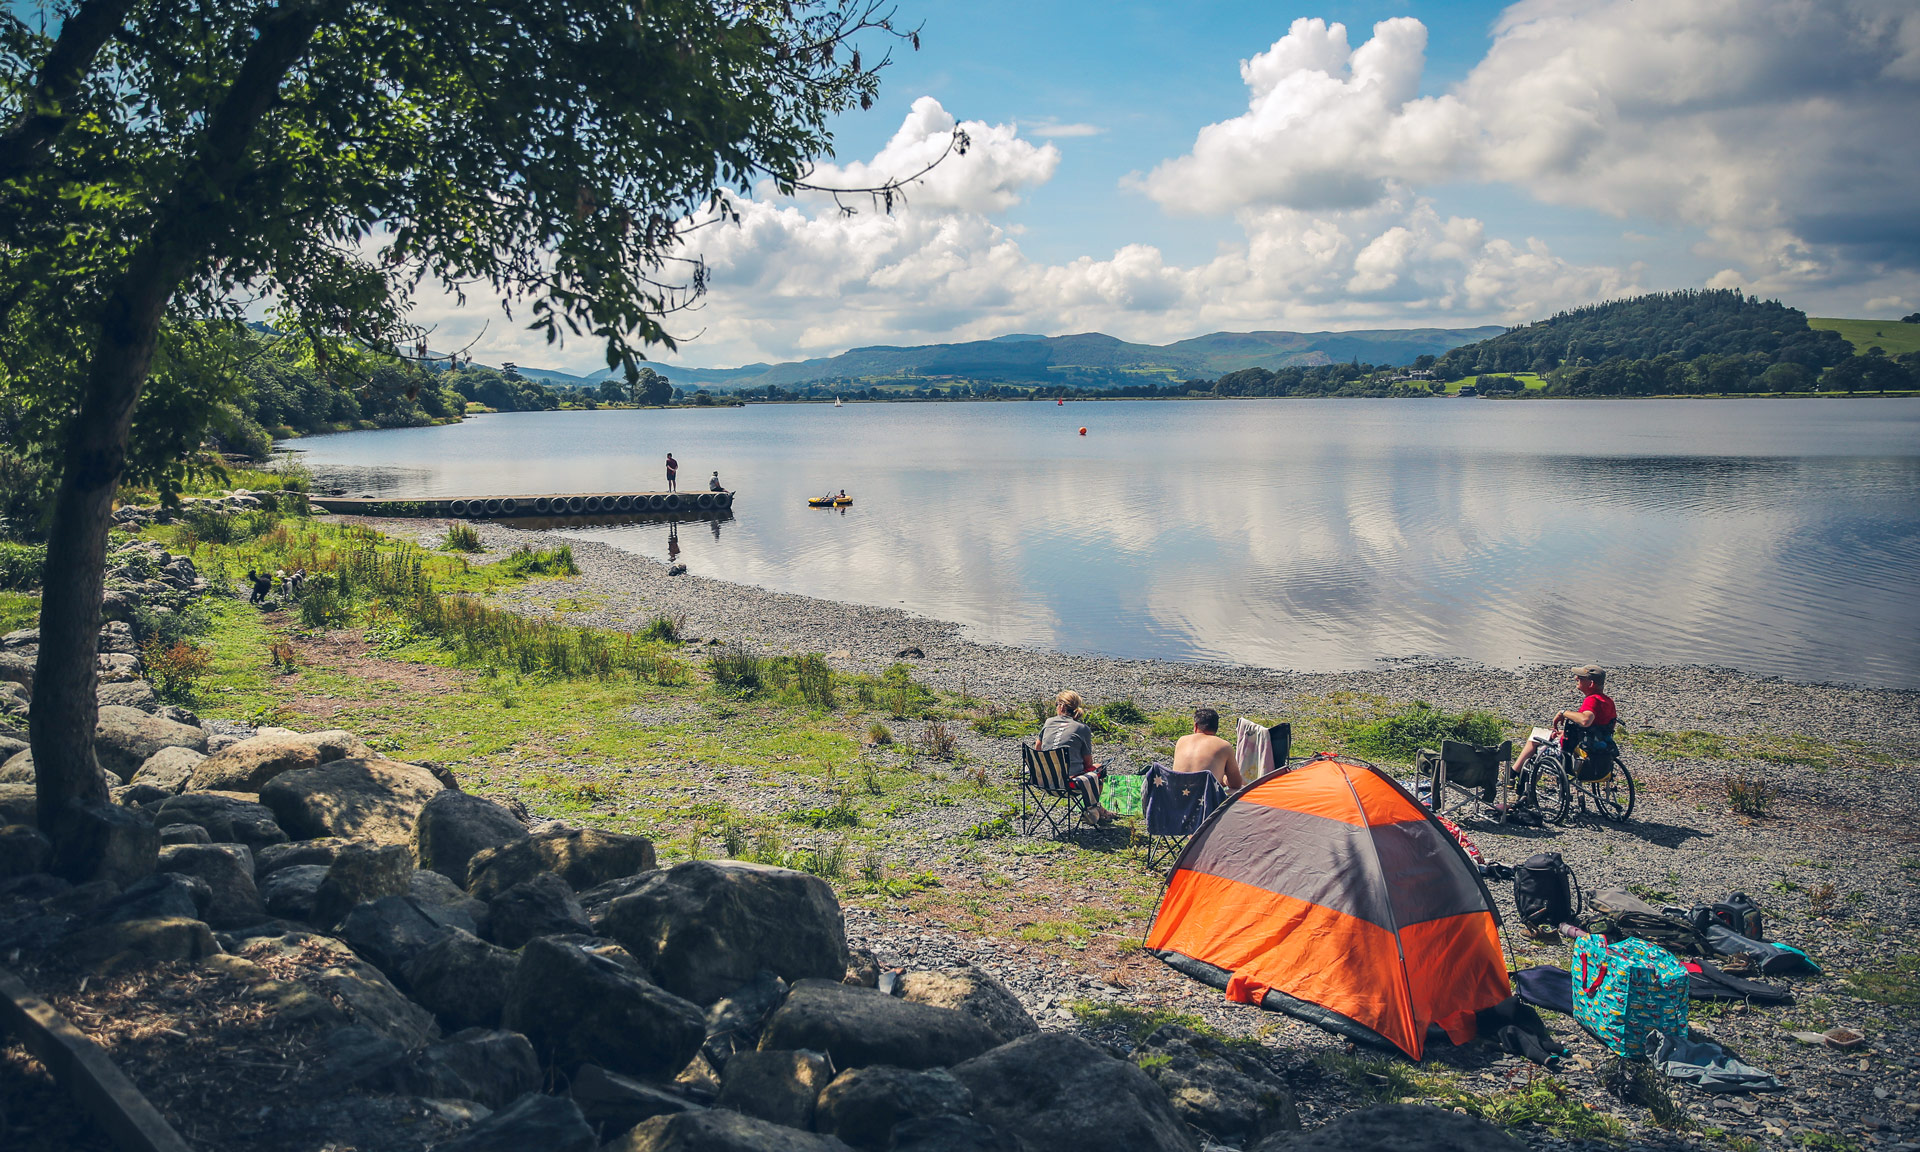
566 496 585 513
483 498 501 515
648 494 666 511
663 493 682 512
449 499 469 515
500 498 518 514
535 497 552 514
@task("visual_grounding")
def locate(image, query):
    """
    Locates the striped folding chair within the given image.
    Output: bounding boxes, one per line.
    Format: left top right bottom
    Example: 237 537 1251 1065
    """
1018 743 1087 838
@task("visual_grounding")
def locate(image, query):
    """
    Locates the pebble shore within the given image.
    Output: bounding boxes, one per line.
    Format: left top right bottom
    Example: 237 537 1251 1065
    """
358 516 1920 1150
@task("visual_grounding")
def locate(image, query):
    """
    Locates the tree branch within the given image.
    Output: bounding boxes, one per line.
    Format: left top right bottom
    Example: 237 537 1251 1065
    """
0 0 139 183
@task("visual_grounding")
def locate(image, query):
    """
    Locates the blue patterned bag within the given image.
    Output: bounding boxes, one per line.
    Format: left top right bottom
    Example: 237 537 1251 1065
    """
1573 934 1689 1058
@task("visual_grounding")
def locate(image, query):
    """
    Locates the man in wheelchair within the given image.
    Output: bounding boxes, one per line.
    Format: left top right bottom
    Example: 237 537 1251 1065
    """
1515 665 1618 781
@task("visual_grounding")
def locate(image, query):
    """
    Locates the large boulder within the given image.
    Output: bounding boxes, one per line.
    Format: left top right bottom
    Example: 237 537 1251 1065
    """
814 1066 975 1152
1130 1025 1298 1146
579 872 656 934
0 649 34 692
155 843 264 929
65 916 220 972
49 802 158 887
386 1027 540 1110
1247 1104 1526 1152
258 863 329 921
885 1116 1020 1152
152 792 287 851
403 929 519 1032
158 822 210 846
130 748 207 795
411 791 528 883
0 749 33 783
300 730 377 763
504 935 705 1079
466 826 653 900
258 758 443 845
611 1111 853 1152
407 868 488 937
184 734 320 794
338 895 453 985
94 704 206 782
949 1032 1197 1152
701 970 789 1070
0 782 36 826
897 968 1037 1045
712 1048 833 1130
757 981 999 1073
97 680 159 711
310 843 414 929
437 1092 596 1152
488 871 591 949
253 837 351 879
0 823 52 880
568 1064 704 1137
239 931 438 1048
603 861 847 1005
97 872 212 924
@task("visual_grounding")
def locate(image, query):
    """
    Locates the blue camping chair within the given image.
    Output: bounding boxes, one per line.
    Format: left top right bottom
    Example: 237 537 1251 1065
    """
1141 764 1224 871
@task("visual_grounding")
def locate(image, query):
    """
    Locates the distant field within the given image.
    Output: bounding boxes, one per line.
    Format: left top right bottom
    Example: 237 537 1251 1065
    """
1443 372 1547 395
1809 317 1920 356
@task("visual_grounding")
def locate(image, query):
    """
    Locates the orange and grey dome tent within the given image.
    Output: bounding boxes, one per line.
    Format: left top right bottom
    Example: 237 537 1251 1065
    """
1145 754 1509 1060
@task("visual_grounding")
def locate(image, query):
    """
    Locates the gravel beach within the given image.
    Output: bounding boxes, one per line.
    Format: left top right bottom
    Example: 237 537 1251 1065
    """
358 515 1920 1150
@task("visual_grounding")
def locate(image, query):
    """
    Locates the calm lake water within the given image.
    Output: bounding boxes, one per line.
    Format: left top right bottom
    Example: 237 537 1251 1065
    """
292 399 1920 689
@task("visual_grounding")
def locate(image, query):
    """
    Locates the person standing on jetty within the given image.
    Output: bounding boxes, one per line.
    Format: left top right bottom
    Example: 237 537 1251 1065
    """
665 452 678 492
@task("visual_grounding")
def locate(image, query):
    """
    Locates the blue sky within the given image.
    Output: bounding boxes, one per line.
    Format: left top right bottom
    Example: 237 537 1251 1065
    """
418 0 1920 373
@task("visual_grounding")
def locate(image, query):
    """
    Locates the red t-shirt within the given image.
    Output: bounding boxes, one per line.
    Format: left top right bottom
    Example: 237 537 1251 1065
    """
1562 692 1617 747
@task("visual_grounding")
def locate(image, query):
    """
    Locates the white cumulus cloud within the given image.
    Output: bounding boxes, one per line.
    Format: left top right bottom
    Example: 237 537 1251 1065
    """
1146 1 1920 297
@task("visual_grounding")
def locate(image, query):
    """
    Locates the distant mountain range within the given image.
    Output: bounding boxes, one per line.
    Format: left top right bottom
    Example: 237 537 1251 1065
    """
498 325 1505 390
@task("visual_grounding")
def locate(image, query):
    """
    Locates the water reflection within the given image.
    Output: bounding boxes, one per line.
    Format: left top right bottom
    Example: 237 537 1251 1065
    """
295 399 1920 687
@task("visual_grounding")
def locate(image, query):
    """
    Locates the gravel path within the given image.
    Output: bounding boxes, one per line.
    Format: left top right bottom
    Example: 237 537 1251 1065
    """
355 515 1920 1151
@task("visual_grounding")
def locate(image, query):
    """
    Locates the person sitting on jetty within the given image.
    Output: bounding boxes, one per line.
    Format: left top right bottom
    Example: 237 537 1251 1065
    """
1038 690 1113 825
1514 665 1618 778
709 471 724 492
1174 708 1244 792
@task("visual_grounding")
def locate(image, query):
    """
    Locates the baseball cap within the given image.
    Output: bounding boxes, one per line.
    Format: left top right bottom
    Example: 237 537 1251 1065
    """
1571 665 1605 679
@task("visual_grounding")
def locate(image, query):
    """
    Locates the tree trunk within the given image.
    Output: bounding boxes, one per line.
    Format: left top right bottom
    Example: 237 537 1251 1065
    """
29 0 333 850
32 281 172 840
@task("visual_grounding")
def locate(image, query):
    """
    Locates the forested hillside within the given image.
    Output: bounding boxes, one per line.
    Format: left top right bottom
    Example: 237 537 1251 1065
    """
1424 290 1917 395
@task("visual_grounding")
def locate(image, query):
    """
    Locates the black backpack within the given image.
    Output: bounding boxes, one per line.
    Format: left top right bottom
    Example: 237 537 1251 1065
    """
1513 852 1580 930
1689 893 1764 941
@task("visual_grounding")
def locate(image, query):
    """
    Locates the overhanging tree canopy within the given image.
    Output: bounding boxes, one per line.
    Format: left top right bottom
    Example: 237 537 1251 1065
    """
1 0 922 862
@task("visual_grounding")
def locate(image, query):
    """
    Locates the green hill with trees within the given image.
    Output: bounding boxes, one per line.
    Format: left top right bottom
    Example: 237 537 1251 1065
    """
1432 290 1917 395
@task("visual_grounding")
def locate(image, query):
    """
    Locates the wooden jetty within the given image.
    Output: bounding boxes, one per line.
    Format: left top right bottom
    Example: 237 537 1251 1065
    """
310 490 734 519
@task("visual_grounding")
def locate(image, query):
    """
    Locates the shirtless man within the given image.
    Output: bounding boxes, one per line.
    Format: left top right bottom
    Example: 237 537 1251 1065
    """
1173 708 1244 791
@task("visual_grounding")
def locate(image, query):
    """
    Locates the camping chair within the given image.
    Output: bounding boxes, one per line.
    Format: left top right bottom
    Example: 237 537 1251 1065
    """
1141 764 1225 872
1415 739 1512 822
1268 722 1293 773
1018 743 1089 838
1102 772 1146 820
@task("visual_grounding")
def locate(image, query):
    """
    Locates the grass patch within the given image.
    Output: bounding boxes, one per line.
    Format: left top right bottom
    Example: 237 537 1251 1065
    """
0 591 38 634
1846 956 1920 1006
1724 773 1778 817
1809 316 1920 357
441 524 483 553
497 544 579 578
1069 1002 1212 1043
0 541 45 591
1345 701 1506 762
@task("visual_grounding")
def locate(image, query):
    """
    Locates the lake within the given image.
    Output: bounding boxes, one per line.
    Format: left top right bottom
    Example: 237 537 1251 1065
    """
291 398 1920 689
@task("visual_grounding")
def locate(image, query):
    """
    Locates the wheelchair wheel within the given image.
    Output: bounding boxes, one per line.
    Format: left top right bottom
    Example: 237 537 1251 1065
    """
1589 757 1636 822
1525 753 1571 825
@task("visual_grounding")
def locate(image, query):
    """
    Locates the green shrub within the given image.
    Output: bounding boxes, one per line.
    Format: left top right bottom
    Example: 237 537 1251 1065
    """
143 639 211 702
0 542 45 591
640 613 683 644
1346 702 1506 761
131 601 212 649
1724 773 1777 817
1099 699 1147 726
708 645 765 695
788 795 860 829
1149 712 1191 739
442 523 483 552
867 721 893 745
790 653 835 709
498 544 578 577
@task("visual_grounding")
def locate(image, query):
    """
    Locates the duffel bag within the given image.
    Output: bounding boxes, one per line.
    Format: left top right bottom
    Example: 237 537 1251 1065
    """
1573 934 1690 1058
1702 924 1819 976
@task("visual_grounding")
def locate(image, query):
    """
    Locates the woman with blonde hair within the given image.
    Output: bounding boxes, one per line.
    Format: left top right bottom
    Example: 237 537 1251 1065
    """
1037 690 1112 824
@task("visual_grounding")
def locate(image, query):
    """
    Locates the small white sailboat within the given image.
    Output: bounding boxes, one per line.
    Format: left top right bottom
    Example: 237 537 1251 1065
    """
834 396 843 407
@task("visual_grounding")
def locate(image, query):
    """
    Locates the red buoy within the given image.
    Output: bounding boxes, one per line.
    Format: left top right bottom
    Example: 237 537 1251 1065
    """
1057 398 1064 406
1078 426 1087 436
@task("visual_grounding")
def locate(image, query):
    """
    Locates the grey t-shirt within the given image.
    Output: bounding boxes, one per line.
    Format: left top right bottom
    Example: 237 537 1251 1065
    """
1039 715 1095 773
